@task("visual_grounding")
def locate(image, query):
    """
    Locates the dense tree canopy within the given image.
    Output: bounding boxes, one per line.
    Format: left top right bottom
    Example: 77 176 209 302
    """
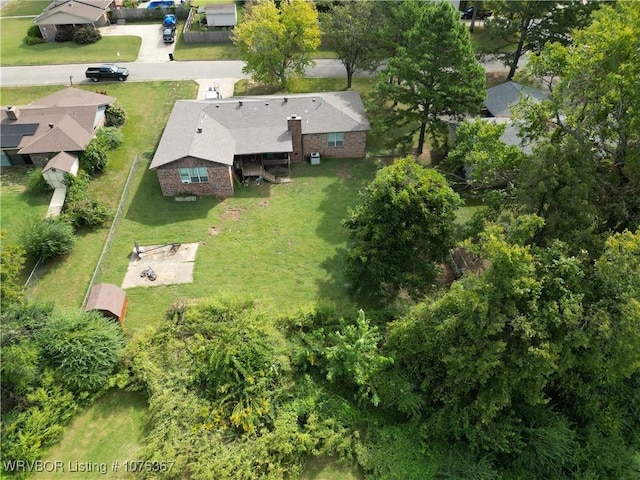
344 156 461 299
385 223 640 477
233 0 320 89
514 0 640 248
372 0 485 155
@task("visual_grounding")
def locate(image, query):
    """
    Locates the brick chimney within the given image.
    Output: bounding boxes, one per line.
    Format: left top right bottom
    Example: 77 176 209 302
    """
6 106 19 121
287 115 303 163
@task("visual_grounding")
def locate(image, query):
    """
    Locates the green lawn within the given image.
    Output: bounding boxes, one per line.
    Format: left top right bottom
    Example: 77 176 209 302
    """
32 389 148 480
469 24 517 54
0 0 50 16
0 169 50 246
110 157 378 334
0 81 199 309
0 18 140 66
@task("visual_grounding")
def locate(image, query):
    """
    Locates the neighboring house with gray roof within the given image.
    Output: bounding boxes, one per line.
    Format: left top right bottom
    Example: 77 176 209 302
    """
1 87 116 167
483 81 549 118
150 91 370 197
34 0 113 42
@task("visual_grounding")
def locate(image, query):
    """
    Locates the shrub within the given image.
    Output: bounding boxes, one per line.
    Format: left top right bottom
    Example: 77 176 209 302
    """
27 25 43 38
96 126 124 150
54 25 74 42
62 172 113 228
73 25 102 45
26 168 53 194
25 35 45 45
19 217 75 261
0 373 78 474
105 102 127 127
79 140 108 175
38 309 124 392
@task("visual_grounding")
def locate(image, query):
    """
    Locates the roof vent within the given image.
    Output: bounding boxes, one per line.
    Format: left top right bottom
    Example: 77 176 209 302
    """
312 98 316 102
48 123 54 129
239 101 243 106
196 127 202 133
284 97 288 103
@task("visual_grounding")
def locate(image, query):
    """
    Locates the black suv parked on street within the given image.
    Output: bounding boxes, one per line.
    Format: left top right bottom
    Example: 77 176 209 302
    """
85 64 129 82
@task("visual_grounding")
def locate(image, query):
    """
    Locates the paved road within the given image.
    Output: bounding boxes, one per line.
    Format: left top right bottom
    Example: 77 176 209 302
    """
0 59 361 87
0 56 512 88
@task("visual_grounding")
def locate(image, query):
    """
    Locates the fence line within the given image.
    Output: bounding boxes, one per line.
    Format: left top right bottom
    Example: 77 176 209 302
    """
81 154 141 308
24 257 42 287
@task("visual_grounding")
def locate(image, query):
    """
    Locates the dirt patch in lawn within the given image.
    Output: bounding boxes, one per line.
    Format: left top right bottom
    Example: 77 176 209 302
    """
122 242 199 288
336 168 354 179
221 206 244 221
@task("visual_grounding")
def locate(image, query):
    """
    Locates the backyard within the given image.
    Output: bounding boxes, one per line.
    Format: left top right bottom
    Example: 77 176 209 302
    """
1 76 480 478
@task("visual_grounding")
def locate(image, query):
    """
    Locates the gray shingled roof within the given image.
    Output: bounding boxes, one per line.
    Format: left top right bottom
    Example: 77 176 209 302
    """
35 0 112 24
31 86 115 108
205 3 236 14
483 81 550 118
43 151 79 173
150 91 370 170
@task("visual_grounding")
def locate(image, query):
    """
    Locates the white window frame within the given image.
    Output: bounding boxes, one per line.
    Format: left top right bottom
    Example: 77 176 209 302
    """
179 167 209 183
327 132 344 147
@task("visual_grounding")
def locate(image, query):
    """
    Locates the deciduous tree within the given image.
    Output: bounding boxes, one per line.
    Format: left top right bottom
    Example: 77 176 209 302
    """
233 0 320 89
515 0 640 242
344 156 461 298
321 0 384 89
443 118 526 191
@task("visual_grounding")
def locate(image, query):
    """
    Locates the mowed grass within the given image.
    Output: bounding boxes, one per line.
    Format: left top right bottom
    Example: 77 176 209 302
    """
0 0 50 16
99 156 379 334
0 81 199 308
32 389 148 480
0 17 140 66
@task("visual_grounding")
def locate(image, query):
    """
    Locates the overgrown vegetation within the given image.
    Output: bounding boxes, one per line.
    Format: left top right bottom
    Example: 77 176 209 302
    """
1 301 124 477
2 1 639 478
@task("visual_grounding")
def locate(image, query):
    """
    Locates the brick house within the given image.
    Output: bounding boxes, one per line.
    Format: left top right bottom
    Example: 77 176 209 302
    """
1 87 116 167
34 0 114 42
150 91 370 197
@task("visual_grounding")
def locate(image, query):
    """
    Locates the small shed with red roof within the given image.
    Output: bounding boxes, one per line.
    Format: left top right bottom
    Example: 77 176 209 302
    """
84 283 127 325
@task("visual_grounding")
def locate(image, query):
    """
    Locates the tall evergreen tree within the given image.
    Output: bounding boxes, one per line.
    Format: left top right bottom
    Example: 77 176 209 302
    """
372 0 485 155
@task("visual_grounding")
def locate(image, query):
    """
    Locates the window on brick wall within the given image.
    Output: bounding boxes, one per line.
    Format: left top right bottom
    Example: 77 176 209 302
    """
179 167 209 183
327 132 344 147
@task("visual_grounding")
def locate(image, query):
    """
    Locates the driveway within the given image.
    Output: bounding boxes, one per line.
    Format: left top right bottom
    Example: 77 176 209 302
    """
99 24 175 63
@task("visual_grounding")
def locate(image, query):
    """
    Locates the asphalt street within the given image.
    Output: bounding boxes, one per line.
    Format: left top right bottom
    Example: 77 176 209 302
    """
0 56 513 88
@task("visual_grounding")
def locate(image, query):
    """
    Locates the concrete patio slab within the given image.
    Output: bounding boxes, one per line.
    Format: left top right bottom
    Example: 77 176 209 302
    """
122 242 199 288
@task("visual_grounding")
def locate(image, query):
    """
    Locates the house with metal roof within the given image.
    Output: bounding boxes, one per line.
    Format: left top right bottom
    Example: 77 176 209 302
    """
1 87 116 167
34 0 114 42
150 91 370 197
